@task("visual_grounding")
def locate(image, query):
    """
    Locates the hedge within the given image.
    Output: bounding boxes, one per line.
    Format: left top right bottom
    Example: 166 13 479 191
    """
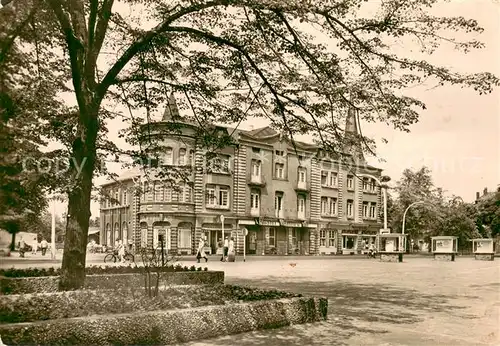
0 264 206 278
0 297 328 345
0 271 224 295
0 284 301 324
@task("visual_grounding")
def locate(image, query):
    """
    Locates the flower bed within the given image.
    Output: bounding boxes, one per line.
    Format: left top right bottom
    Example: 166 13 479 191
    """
0 284 301 324
0 264 206 278
0 296 328 345
0 271 224 294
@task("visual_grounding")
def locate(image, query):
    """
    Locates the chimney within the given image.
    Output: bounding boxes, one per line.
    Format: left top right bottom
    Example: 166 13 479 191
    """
483 187 488 196
476 192 480 200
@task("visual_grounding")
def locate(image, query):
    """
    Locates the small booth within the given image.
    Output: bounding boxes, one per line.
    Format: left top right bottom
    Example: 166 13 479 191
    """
472 239 495 261
431 236 458 261
377 233 406 262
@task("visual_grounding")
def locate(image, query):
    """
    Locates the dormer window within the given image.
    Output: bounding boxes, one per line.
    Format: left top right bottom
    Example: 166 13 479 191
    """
164 147 173 165
178 148 186 166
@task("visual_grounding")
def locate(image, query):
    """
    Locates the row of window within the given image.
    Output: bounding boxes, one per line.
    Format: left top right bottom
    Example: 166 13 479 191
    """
162 148 195 166
139 228 192 249
103 189 129 208
318 233 377 250
250 159 376 191
143 182 193 203
267 227 300 247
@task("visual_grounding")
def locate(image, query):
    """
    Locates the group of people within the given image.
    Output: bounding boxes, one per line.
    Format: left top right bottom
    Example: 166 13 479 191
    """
196 235 235 263
18 238 49 257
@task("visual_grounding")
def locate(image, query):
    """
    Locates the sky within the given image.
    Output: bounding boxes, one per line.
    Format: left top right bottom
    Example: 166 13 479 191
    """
45 0 500 218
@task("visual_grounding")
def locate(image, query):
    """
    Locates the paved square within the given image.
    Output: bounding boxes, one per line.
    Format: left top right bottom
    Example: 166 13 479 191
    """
2 255 499 345
187 256 500 346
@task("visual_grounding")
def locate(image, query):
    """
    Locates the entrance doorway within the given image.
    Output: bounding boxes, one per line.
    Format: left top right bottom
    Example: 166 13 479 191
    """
247 230 257 254
203 230 222 255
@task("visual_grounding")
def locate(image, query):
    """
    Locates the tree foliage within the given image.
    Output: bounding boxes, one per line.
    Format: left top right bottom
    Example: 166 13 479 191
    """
475 191 500 238
1 0 498 288
389 166 480 251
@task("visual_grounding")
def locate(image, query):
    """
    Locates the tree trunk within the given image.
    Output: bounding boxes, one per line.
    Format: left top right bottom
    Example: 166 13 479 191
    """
9 232 16 251
58 108 98 290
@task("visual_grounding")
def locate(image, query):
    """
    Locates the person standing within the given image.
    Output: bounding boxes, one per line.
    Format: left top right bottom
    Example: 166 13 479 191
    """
40 238 48 256
196 236 208 263
221 236 229 262
31 239 38 255
18 239 25 257
228 236 235 262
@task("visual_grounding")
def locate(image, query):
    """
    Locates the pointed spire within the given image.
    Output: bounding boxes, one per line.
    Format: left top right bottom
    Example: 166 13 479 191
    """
162 92 180 121
345 107 358 134
344 106 365 162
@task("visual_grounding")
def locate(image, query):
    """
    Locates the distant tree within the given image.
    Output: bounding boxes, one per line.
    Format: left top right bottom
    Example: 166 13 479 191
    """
431 198 480 251
476 191 500 238
89 216 100 228
35 210 66 243
390 167 480 251
390 167 442 242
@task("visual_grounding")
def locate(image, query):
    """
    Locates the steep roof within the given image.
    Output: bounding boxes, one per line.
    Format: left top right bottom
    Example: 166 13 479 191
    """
100 167 141 187
343 107 365 163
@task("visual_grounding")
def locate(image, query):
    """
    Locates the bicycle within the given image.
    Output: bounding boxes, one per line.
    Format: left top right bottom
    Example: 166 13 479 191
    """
104 249 134 263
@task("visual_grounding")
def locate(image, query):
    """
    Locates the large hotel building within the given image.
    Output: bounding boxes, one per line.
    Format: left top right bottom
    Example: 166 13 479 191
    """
100 94 384 256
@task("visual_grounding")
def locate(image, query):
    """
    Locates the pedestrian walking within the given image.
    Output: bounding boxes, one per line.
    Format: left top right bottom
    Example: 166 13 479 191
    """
31 239 37 255
117 240 125 263
40 238 48 256
18 239 25 257
196 236 208 263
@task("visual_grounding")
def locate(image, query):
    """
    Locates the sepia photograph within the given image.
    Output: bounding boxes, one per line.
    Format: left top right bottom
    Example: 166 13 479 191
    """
0 0 499 345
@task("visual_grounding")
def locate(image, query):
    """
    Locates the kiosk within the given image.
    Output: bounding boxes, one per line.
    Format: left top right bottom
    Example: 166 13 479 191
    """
472 239 495 261
377 233 406 262
431 236 458 261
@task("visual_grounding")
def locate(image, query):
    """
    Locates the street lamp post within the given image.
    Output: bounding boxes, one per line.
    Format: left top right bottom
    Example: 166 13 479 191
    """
401 201 427 235
51 198 56 260
220 214 224 251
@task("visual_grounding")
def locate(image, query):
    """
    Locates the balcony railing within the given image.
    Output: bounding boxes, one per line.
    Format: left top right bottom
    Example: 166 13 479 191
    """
248 174 266 187
295 180 310 192
250 208 260 217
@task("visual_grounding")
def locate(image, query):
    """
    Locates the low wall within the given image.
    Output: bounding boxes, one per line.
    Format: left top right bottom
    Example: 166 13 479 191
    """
0 297 328 345
433 253 456 261
475 254 494 261
380 253 403 262
0 271 224 295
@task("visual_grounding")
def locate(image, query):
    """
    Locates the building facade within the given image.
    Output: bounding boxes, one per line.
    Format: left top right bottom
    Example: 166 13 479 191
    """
100 94 385 256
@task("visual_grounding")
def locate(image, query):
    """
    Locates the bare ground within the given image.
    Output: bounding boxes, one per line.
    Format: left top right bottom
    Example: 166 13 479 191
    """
182 257 500 346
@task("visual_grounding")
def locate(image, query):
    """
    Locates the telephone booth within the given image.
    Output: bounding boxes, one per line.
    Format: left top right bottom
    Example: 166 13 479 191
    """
377 233 406 262
472 239 495 261
431 236 458 261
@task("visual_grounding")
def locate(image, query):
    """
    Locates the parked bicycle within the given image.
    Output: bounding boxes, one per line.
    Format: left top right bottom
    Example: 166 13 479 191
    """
104 249 134 263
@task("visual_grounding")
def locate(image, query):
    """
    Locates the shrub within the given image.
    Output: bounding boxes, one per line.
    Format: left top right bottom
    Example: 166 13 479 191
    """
0 264 207 278
0 284 302 324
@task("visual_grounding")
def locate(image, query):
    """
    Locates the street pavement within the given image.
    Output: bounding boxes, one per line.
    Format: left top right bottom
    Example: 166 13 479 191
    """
1 253 499 345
